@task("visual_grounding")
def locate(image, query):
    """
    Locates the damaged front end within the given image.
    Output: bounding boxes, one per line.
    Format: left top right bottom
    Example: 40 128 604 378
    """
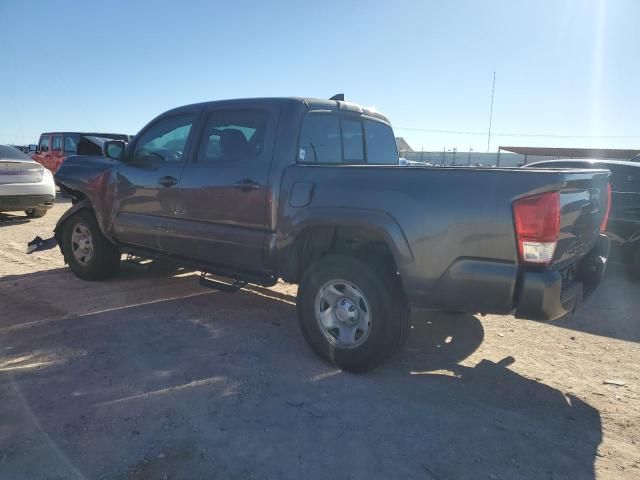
53 154 119 256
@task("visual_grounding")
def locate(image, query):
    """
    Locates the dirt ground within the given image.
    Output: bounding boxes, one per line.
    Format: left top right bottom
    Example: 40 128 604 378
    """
1 196 638 480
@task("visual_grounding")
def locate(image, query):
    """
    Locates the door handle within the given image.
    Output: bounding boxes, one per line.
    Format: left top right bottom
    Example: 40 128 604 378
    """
158 176 178 187
233 179 260 192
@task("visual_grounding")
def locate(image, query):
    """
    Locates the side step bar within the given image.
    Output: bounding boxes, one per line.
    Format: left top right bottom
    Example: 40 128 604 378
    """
199 272 247 293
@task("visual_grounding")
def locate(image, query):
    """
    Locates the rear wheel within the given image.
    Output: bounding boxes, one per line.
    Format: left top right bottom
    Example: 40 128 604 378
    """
62 210 120 280
297 254 410 372
24 207 47 218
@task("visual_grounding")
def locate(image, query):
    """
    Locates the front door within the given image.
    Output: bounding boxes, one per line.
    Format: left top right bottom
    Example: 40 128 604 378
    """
50 134 63 172
173 106 277 271
112 112 198 252
34 135 50 170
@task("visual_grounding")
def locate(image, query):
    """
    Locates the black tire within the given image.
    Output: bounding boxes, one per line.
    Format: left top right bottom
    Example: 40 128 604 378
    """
24 207 48 218
297 254 410 372
62 210 120 281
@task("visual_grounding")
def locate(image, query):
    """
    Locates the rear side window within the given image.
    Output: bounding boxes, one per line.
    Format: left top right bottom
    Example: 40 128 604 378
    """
364 120 398 165
52 135 62 151
298 115 341 164
64 134 79 153
39 136 49 153
197 109 268 162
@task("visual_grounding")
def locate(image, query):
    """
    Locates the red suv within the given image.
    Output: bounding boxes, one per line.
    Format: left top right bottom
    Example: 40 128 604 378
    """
32 132 130 173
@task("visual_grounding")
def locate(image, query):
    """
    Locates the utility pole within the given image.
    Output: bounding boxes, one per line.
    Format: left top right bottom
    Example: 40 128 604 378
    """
487 71 496 152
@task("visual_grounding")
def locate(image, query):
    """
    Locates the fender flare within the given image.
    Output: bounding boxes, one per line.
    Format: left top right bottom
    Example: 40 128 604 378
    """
277 207 415 279
53 199 116 254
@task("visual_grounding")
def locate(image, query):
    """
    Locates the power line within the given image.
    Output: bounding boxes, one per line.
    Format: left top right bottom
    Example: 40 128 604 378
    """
394 126 640 139
487 71 496 152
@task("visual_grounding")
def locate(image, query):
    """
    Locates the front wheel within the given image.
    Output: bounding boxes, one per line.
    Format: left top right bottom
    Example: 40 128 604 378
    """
297 254 410 372
62 210 120 280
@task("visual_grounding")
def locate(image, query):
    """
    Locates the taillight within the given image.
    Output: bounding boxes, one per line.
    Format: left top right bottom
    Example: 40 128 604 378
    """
600 182 611 233
513 191 560 265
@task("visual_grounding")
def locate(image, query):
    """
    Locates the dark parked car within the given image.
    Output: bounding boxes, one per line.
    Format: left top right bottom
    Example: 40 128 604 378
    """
526 159 640 277
32 132 131 173
53 97 611 371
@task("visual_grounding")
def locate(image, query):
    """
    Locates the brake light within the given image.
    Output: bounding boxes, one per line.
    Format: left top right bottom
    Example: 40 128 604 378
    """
513 191 560 265
600 182 611 233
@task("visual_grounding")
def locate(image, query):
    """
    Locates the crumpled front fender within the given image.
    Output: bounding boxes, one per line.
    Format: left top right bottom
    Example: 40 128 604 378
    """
53 198 115 256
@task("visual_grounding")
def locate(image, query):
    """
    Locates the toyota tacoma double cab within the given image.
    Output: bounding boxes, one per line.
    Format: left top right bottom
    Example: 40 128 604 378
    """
53 96 611 371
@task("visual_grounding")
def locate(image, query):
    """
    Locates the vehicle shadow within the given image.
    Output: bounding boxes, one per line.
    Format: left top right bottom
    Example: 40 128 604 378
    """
0 268 603 480
0 212 31 226
553 265 640 342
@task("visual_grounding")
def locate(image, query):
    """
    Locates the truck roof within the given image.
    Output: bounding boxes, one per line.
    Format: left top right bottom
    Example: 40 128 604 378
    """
40 132 130 138
163 97 390 123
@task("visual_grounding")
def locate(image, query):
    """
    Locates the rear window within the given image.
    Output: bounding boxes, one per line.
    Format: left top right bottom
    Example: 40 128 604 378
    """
341 119 364 163
364 119 398 165
298 114 396 165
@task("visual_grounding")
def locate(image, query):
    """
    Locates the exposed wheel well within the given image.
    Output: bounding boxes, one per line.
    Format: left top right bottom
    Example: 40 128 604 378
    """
283 226 400 284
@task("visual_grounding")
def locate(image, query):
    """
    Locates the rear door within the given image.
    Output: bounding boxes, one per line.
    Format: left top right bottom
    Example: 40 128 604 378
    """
171 105 278 271
112 112 198 251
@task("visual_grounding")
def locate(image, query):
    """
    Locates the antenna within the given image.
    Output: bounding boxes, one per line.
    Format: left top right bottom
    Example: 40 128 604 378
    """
487 71 496 152
330 93 345 101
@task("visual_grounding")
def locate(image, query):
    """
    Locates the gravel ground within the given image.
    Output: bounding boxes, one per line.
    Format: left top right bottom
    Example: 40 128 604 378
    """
0 196 638 480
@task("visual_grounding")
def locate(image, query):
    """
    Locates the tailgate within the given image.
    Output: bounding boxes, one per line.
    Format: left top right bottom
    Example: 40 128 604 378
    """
553 170 610 268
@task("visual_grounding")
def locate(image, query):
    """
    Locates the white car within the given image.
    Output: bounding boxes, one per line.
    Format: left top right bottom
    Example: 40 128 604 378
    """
0 144 55 218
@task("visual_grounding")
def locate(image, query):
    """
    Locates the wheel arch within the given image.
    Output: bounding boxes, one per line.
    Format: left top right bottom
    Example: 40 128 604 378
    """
278 208 414 284
54 198 115 256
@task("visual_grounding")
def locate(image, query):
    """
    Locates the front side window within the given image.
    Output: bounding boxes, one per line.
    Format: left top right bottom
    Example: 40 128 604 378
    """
64 134 79 153
364 119 398 165
133 114 195 164
197 109 268 162
52 135 62 151
298 114 341 164
39 136 50 153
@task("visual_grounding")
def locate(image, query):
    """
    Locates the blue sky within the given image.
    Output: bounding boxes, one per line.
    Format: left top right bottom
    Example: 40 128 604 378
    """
1 0 638 151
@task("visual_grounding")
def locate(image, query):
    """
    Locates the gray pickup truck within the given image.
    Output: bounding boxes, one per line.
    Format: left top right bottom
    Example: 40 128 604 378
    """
53 97 611 371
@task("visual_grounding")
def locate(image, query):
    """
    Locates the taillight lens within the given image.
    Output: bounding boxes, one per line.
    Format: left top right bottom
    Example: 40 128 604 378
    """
513 191 560 265
600 182 611 233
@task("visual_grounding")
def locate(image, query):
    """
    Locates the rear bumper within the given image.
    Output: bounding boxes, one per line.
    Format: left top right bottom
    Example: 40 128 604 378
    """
515 234 610 321
0 194 55 212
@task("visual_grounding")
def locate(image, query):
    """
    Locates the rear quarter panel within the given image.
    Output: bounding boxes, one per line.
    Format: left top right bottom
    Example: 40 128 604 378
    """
277 165 569 311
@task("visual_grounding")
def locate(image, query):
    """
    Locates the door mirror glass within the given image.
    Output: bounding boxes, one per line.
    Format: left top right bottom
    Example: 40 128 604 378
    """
103 140 125 161
28 144 37 152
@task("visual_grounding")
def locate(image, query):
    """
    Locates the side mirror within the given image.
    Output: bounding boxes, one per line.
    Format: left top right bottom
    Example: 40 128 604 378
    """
29 144 37 152
103 140 125 161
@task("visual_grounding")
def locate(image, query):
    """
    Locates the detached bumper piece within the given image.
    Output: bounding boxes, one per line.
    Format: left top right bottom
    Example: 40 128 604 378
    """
515 234 610 321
